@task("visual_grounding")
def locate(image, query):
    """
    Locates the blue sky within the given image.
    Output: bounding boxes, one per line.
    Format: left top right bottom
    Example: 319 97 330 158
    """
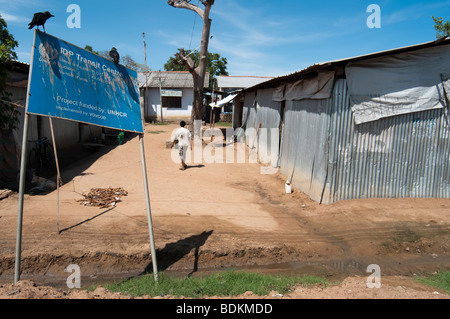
2 0 450 76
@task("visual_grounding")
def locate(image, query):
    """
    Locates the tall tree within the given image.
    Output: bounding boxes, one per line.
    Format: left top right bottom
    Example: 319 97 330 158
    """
164 48 228 88
0 14 19 130
121 54 147 72
432 16 450 38
168 0 215 135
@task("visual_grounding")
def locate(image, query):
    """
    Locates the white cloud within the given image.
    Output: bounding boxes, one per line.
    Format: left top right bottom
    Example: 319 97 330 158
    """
383 1 450 26
0 0 34 8
155 29 199 50
209 1 339 76
0 11 29 23
383 8 423 26
332 13 366 29
16 51 31 63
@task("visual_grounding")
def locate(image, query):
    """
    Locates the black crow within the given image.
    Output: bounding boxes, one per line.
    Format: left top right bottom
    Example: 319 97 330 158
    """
28 11 54 33
109 47 120 64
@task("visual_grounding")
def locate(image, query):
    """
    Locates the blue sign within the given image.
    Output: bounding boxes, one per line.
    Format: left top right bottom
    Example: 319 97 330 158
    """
27 30 143 133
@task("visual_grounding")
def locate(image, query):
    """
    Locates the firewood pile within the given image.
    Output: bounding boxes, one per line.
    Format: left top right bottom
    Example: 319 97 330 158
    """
0 189 13 201
78 187 128 208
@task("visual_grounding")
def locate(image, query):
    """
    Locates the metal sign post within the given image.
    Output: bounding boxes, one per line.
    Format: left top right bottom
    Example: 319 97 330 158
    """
139 134 158 282
14 114 30 284
142 33 158 282
14 30 37 284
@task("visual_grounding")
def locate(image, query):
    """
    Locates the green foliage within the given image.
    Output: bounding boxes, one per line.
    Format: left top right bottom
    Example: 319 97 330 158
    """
104 270 328 298
432 16 450 39
0 16 18 62
0 14 20 131
217 121 233 127
84 45 98 55
416 271 450 294
164 48 229 88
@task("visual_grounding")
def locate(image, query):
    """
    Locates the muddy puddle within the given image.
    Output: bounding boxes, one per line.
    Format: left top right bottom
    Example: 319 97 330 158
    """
166 255 450 280
1 253 448 290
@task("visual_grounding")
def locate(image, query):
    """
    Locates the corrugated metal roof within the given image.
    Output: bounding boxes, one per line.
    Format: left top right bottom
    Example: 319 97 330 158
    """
12 60 30 67
6 60 30 87
217 75 274 90
241 37 450 92
139 71 209 89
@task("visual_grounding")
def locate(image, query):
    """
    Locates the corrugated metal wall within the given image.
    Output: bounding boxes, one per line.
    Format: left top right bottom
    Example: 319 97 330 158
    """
255 89 281 166
240 78 450 203
9 86 102 156
279 98 331 203
324 79 450 203
242 91 258 150
243 91 257 130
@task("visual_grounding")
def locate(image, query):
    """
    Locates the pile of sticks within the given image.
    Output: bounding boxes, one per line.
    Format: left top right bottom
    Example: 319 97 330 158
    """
78 187 128 209
0 189 14 201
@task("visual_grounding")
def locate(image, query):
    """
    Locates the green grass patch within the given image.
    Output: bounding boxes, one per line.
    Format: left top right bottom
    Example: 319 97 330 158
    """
103 270 328 298
152 122 172 126
216 122 233 127
148 130 166 135
415 271 450 294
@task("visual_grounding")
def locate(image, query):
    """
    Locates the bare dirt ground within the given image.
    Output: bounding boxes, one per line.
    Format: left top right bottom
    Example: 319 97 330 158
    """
0 122 449 299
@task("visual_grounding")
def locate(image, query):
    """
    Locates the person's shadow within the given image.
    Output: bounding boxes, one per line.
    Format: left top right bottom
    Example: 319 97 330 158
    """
185 164 205 170
143 230 213 277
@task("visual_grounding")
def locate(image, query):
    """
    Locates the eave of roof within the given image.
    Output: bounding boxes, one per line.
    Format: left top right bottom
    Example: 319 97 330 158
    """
241 36 450 93
139 71 210 88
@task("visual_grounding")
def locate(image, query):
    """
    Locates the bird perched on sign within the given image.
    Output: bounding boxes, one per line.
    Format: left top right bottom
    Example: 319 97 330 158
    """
109 47 120 65
28 11 54 33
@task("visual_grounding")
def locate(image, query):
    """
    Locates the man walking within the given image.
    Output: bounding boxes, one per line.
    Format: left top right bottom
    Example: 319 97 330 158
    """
171 121 192 171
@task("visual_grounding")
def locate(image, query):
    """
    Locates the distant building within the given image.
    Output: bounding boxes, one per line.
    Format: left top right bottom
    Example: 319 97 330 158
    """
139 71 210 122
212 76 275 122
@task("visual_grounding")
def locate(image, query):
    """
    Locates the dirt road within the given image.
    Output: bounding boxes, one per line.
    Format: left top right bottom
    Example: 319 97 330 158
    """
0 122 449 299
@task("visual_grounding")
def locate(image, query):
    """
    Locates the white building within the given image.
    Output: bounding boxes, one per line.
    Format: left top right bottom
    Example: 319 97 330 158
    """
140 71 210 122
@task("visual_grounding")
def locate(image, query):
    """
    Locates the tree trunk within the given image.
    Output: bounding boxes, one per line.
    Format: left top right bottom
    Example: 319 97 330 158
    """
191 88 203 137
189 6 212 136
168 0 214 137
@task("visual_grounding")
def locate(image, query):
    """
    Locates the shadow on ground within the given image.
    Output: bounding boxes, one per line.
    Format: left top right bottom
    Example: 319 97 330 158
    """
24 133 138 196
143 230 214 277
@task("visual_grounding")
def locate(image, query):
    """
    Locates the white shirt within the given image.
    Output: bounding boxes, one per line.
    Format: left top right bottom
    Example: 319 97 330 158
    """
173 127 192 147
